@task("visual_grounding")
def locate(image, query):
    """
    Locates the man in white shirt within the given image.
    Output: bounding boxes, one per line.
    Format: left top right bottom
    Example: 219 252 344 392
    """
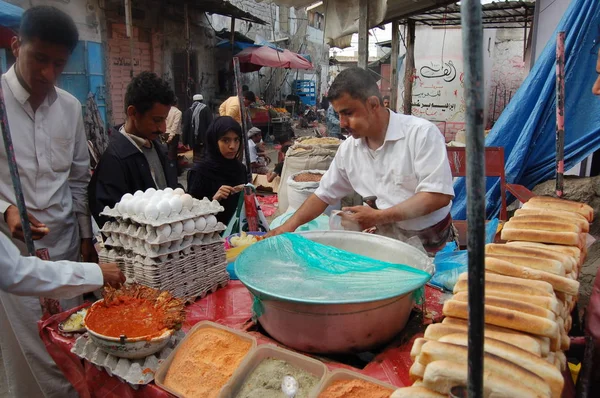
0 6 97 397
269 67 455 254
165 99 182 166
248 127 269 174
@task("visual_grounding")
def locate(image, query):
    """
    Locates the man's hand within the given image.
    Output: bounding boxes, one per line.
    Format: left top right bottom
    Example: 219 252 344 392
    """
213 185 235 201
81 238 98 263
265 223 296 238
3 205 49 241
99 263 126 287
341 206 384 230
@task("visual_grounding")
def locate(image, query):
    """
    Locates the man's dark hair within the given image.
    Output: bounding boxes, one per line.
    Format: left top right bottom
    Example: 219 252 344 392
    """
243 91 256 103
125 71 176 115
328 67 382 104
383 95 390 101
20 6 79 52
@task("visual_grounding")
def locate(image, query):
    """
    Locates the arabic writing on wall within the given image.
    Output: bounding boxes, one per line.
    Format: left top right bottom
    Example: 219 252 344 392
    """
404 58 466 124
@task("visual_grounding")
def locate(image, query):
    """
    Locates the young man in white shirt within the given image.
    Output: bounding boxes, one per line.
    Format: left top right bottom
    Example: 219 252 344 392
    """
269 67 455 254
0 6 97 398
248 127 269 174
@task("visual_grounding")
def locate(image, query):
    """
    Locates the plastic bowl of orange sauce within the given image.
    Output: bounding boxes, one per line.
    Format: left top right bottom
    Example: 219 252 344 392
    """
84 299 175 359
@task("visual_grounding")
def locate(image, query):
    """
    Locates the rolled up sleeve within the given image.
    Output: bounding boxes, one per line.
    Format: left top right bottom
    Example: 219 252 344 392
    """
413 124 455 198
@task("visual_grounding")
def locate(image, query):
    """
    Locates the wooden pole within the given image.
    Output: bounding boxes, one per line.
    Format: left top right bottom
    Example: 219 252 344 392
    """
402 19 416 115
358 0 369 69
390 20 400 111
233 57 253 183
556 32 566 197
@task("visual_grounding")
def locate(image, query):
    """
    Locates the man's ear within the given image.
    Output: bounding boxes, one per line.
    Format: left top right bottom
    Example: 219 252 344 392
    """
367 96 380 110
10 37 20 59
126 105 137 118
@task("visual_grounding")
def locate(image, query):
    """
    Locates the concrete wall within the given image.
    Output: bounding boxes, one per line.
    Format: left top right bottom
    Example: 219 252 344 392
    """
5 0 103 42
532 0 572 63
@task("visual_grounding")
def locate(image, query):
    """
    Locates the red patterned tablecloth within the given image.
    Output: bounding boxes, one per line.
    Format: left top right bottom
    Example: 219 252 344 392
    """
39 282 574 397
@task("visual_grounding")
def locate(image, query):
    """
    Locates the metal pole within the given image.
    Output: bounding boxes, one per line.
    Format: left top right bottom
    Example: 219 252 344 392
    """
233 57 253 183
556 31 566 197
0 76 35 256
403 19 416 115
461 1 485 396
357 0 369 69
124 0 134 79
390 20 400 111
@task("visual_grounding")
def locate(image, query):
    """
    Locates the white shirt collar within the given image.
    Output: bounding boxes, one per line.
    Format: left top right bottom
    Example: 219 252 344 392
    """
4 65 58 108
356 110 405 149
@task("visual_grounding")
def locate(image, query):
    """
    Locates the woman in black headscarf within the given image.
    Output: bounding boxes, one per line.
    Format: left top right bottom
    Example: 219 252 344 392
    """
188 116 248 224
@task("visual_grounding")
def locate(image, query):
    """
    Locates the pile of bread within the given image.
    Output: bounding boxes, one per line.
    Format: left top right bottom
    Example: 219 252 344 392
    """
392 196 594 398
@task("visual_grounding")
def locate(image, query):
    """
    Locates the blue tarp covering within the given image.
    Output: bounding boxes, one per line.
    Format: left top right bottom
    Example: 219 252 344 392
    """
215 39 259 52
452 0 600 219
0 1 22 28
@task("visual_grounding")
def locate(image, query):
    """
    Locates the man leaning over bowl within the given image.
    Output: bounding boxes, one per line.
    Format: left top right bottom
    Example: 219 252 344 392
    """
267 67 455 255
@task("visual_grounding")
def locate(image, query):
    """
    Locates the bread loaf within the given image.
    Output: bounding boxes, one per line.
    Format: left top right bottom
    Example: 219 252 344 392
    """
443 300 558 339
485 257 580 295
501 227 581 247
451 292 556 320
441 317 550 356
452 290 561 315
506 241 581 264
556 351 567 371
418 341 551 397
438 333 564 397
525 196 593 222
411 338 429 360
504 219 581 233
390 387 445 398
512 211 589 232
486 253 566 276
410 359 426 381
487 243 576 272
455 272 555 296
424 322 543 356
422 360 545 398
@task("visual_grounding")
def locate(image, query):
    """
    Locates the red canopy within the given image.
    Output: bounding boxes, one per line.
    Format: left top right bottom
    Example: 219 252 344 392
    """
235 45 313 73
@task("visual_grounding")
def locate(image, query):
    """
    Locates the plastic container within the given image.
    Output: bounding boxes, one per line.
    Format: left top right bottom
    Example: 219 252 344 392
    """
220 344 328 397
155 321 257 397
311 369 396 398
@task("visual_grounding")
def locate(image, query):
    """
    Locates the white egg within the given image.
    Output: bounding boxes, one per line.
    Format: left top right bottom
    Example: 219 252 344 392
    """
125 200 136 215
117 201 128 214
174 188 185 196
157 200 171 218
171 221 184 237
182 235 193 245
145 187 157 195
121 193 134 203
157 224 172 239
164 187 174 195
181 194 194 211
183 219 195 234
206 215 217 229
144 203 159 220
169 196 183 215
195 217 207 231
134 190 144 198
134 199 146 216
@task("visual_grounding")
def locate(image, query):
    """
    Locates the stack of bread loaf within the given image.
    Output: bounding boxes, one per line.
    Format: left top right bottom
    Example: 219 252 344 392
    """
392 196 594 398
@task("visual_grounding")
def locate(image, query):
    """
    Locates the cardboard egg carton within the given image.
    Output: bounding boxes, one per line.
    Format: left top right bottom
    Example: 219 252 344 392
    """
71 330 185 387
103 233 224 259
101 218 225 245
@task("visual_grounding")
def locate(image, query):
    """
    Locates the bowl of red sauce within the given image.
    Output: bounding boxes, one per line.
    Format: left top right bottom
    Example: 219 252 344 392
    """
84 298 175 359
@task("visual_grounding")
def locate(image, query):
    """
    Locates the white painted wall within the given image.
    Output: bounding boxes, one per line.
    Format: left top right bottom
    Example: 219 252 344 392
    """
532 0 572 63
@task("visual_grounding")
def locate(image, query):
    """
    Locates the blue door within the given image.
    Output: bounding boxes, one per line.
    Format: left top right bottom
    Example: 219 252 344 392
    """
58 41 107 125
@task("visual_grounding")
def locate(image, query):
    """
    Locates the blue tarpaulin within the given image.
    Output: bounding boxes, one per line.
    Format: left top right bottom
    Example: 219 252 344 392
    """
0 1 22 28
452 0 600 219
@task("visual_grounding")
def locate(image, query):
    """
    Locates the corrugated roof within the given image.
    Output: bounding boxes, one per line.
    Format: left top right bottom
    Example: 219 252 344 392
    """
182 0 267 24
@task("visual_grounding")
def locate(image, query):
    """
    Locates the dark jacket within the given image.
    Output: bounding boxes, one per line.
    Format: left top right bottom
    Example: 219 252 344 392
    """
89 126 178 228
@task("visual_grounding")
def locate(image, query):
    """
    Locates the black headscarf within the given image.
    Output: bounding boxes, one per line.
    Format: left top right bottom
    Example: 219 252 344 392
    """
188 116 247 224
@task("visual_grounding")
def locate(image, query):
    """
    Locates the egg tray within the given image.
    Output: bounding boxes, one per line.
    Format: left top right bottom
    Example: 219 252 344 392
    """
100 201 224 227
70 330 185 388
101 219 225 245
135 272 230 301
103 234 224 259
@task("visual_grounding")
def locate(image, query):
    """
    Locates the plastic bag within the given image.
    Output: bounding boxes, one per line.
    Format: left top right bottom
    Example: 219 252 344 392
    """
235 234 431 306
270 210 330 232
225 184 270 236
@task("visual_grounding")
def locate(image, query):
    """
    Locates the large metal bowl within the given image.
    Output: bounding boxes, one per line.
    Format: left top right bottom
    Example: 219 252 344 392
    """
84 300 174 359
241 231 431 353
